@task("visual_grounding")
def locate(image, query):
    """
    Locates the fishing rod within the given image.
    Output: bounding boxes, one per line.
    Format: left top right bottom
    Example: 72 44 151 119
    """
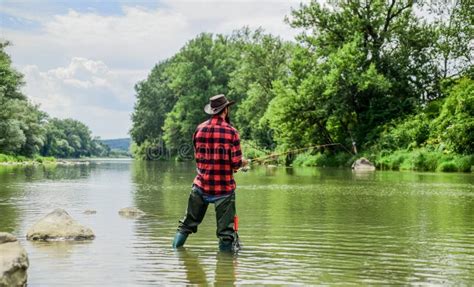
251 143 353 163
243 141 273 156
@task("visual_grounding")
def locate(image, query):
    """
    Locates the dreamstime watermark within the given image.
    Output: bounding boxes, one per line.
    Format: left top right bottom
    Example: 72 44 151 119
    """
142 129 345 163
144 141 238 161
143 129 279 161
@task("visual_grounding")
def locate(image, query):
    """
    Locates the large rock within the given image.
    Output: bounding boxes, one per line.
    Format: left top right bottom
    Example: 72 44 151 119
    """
118 207 145 218
83 209 97 215
26 209 95 241
351 157 376 171
0 232 29 286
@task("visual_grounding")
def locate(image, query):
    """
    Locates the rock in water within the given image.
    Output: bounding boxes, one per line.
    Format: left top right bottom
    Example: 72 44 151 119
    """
26 209 95 241
0 232 29 286
351 157 376 171
118 207 145 218
0 233 17 244
83 209 97 215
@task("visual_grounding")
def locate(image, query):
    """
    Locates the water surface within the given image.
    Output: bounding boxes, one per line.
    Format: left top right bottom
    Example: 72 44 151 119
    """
0 160 473 285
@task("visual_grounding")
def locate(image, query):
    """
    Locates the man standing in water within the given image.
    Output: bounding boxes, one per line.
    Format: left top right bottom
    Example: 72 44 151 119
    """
172 94 247 252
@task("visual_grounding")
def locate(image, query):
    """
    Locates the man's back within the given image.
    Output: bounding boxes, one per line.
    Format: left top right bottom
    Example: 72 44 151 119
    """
193 115 242 196
173 94 243 251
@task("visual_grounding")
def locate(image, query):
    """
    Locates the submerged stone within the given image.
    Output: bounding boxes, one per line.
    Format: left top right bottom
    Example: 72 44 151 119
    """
83 209 97 215
26 209 95 241
118 207 146 218
0 232 17 244
352 157 376 171
0 232 29 286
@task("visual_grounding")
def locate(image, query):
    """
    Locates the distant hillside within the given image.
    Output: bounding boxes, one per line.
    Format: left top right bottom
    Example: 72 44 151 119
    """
101 138 131 152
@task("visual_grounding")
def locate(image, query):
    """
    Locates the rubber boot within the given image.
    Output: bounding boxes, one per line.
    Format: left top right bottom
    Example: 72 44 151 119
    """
172 232 188 249
219 239 233 252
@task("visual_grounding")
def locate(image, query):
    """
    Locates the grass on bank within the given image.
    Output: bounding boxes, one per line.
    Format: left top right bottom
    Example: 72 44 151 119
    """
130 139 472 173
292 152 355 168
286 149 473 172
0 153 56 164
372 149 473 172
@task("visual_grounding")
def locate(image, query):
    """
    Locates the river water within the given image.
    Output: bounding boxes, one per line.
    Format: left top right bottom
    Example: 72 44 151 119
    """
0 160 473 285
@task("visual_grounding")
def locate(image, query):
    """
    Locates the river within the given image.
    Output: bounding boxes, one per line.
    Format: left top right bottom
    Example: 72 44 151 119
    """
0 160 473 285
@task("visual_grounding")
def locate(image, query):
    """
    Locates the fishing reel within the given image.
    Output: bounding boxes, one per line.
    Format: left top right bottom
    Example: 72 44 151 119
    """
238 159 251 172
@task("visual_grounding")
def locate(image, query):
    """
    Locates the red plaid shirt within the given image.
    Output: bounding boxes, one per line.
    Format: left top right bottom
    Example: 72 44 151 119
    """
193 115 242 196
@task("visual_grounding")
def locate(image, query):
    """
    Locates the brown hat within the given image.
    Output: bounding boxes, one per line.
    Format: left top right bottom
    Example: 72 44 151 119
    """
204 94 235 115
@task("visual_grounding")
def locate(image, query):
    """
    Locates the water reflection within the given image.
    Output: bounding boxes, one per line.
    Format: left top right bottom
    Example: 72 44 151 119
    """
351 169 377 180
42 164 94 180
28 241 92 259
0 161 473 285
176 249 237 285
215 252 237 285
176 249 207 284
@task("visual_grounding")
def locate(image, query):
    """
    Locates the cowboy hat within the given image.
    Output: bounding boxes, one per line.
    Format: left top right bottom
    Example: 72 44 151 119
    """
204 94 235 115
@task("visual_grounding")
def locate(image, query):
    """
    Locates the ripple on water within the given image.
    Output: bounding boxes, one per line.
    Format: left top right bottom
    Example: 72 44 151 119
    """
0 163 473 285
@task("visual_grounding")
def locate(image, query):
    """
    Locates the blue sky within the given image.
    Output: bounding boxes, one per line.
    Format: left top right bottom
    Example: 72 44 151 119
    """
1 0 163 29
0 0 301 139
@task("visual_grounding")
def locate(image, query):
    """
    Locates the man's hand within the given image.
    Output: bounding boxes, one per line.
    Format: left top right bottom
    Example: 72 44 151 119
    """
234 159 250 173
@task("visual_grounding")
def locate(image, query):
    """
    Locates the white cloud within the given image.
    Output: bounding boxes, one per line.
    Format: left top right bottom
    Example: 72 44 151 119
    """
22 58 147 139
2 1 304 138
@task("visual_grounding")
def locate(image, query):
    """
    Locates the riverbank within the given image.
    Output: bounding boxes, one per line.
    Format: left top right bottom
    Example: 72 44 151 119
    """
0 154 56 165
130 142 473 173
2 160 473 285
0 154 110 166
288 149 473 173
0 154 135 167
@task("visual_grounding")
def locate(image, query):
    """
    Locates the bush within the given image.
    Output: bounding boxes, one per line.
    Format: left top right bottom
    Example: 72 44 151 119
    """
375 149 473 172
241 140 269 160
0 153 55 163
453 155 474 172
437 161 458 172
15 155 27 162
292 152 352 167
34 155 56 163
431 78 474 155
376 150 408 170
370 113 432 153
412 150 439 171
0 154 14 162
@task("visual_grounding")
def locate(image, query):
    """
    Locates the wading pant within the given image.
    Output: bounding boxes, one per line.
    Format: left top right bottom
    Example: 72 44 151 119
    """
177 186 235 244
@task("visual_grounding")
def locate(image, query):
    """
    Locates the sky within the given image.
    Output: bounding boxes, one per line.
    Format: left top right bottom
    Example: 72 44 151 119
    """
0 0 303 139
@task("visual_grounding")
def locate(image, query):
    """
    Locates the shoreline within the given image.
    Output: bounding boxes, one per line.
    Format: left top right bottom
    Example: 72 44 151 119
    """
1 153 471 173
0 156 132 167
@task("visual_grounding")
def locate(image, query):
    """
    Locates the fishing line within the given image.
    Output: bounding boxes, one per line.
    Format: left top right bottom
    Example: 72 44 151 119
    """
250 142 353 164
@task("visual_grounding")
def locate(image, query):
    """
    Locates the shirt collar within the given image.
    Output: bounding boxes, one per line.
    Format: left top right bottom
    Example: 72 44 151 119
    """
209 115 224 125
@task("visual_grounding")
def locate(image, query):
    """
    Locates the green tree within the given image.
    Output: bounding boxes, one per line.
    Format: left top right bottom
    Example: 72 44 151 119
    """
428 0 473 79
229 28 293 149
0 41 46 156
41 118 108 158
432 78 474 154
130 59 176 146
162 33 238 154
266 0 442 152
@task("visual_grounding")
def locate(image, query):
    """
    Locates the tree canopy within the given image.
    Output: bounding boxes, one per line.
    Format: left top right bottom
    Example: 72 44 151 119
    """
0 42 109 158
130 0 472 164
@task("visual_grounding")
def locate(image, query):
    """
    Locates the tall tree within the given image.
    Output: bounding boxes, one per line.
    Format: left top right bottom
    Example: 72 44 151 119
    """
266 0 441 151
428 0 473 79
130 59 176 146
162 33 239 156
41 118 108 158
0 42 46 156
229 28 293 149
